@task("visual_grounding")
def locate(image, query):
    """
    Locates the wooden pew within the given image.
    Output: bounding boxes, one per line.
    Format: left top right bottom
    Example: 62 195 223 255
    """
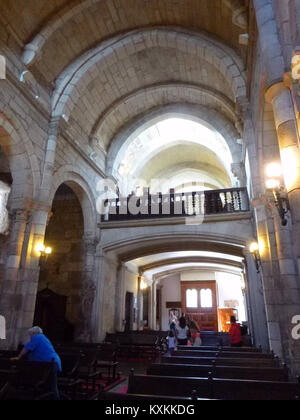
128 373 211 398
173 349 274 359
3 361 55 400
96 345 119 383
148 363 288 382
105 333 159 360
102 391 207 401
128 373 300 400
178 345 262 353
161 355 281 368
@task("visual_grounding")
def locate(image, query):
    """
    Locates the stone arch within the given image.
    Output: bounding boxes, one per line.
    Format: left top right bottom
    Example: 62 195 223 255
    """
52 27 246 118
0 112 38 203
50 168 97 235
91 82 236 142
103 232 248 261
106 103 242 178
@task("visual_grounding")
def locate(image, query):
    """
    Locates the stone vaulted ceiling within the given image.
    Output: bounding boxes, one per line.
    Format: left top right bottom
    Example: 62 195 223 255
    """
0 0 249 163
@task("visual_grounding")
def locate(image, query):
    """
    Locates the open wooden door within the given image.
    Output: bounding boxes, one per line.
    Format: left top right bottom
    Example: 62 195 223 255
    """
181 281 218 331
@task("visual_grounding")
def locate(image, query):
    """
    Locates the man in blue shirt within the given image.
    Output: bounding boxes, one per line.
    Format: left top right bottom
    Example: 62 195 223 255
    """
12 326 62 400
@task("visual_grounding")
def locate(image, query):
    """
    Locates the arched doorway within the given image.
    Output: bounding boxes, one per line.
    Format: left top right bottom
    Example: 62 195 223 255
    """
34 183 85 342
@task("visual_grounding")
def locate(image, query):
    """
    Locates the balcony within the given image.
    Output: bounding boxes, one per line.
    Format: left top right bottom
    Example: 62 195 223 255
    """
101 188 250 223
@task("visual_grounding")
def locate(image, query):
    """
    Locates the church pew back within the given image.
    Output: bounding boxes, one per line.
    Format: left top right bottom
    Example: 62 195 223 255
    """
128 374 211 398
129 374 300 400
102 391 208 401
148 363 288 382
161 356 280 367
178 346 261 353
173 350 273 359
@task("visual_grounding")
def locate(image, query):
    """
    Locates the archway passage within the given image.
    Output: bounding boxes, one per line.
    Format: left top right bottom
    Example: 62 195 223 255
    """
126 250 247 334
112 116 238 196
34 184 85 342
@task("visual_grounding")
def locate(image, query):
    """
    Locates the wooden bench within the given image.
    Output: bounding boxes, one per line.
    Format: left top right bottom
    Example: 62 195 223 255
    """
128 372 300 400
105 333 160 360
161 355 281 368
178 345 262 353
95 346 119 383
0 360 55 400
148 363 288 382
172 349 274 359
102 391 209 401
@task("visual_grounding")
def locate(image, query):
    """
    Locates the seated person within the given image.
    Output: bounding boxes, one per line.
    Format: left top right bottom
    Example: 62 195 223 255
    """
229 316 243 347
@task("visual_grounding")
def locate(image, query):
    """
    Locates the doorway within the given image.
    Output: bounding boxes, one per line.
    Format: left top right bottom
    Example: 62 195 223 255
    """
181 281 218 331
125 292 134 332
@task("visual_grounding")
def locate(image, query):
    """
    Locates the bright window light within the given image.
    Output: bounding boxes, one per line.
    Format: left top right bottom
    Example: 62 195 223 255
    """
186 289 198 308
200 289 213 308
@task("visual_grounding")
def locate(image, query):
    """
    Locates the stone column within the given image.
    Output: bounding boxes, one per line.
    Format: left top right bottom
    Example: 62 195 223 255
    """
93 250 118 342
76 233 99 342
17 206 51 346
137 274 143 331
266 84 300 274
253 0 285 88
0 181 10 234
0 208 30 348
243 248 269 351
149 280 157 330
39 116 62 203
114 263 126 332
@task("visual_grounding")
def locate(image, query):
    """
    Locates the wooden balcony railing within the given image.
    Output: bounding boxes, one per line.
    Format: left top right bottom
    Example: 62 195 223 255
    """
101 188 250 222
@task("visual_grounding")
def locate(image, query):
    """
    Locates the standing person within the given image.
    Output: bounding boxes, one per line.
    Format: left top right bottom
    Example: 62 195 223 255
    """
11 326 62 400
169 310 178 333
166 330 176 355
229 316 243 347
176 317 190 346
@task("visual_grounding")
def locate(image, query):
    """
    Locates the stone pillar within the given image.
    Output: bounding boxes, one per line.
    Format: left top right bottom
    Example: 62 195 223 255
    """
149 280 157 330
114 263 126 333
0 208 30 348
76 233 99 342
243 248 269 351
93 250 118 342
0 181 10 234
266 84 300 274
253 0 285 88
17 206 51 346
254 202 284 356
39 117 62 203
137 274 143 331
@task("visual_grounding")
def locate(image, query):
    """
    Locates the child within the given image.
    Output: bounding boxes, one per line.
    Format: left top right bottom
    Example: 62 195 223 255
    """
193 332 202 347
166 330 176 354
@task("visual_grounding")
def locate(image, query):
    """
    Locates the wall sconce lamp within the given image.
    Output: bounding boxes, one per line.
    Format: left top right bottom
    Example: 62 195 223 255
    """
140 278 149 291
249 241 261 274
36 243 52 267
265 162 291 226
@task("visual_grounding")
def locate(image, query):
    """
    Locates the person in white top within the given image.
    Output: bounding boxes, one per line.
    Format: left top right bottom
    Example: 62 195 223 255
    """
169 310 178 333
175 316 190 346
166 330 176 354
